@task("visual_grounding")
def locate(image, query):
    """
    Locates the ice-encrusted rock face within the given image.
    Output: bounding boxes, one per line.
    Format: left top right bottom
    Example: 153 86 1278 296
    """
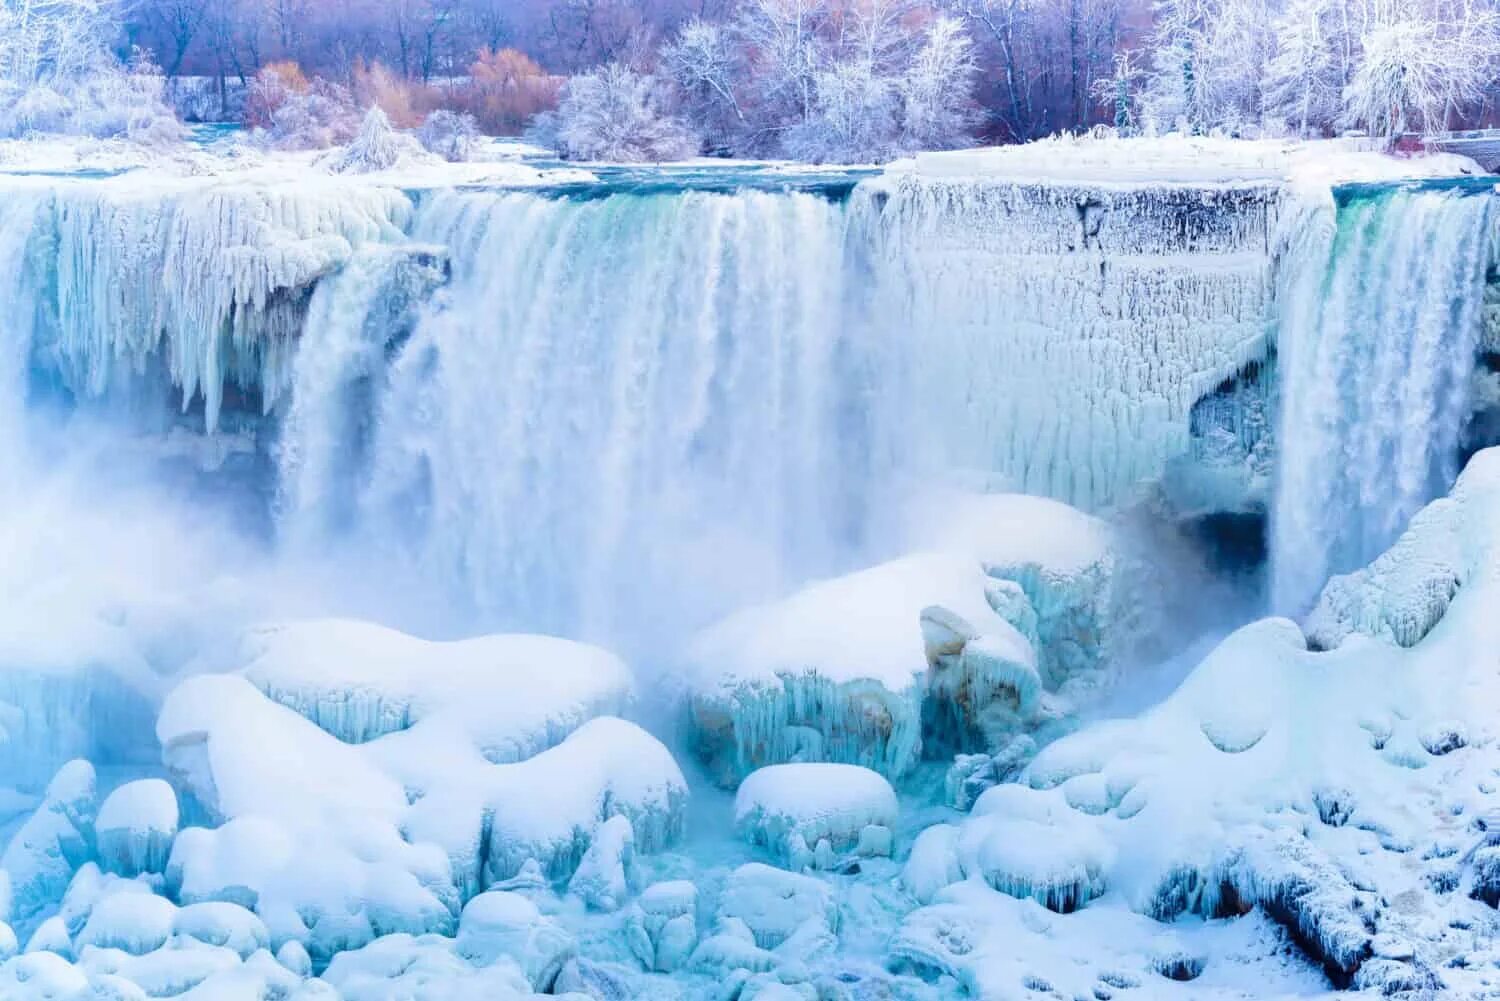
684 554 1028 784
2 175 411 431
854 175 1279 514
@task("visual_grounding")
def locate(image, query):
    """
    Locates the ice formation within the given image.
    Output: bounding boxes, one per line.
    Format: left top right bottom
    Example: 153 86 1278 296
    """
237 618 633 757
4 137 1500 999
733 763 898 869
684 553 1029 784
1271 179 1499 614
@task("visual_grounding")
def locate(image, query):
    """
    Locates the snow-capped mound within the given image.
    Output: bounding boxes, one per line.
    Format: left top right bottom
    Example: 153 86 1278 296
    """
156 667 686 961
733 764 897 870
455 891 575 989
685 553 1026 784
239 619 633 758
1305 446 1500 650
477 716 687 885
95 779 177 878
911 490 1152 684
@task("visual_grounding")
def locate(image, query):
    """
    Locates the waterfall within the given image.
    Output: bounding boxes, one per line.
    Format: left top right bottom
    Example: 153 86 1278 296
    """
268 178 1280 645
1271 182 1498 614
333 189 874 642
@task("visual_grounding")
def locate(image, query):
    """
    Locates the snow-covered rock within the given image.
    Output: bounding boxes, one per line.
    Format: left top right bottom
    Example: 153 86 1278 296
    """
733 764 897 870
1 760 97 933
240 619 633 756
95 780 177 877
75 892 177 954
624 881 698 973
685 554 1023 784
454 891 575 990
713 864 838 951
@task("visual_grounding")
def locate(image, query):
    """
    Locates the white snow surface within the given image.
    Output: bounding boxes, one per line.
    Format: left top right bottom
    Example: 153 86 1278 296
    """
687 553 1014 694
239 618 633 757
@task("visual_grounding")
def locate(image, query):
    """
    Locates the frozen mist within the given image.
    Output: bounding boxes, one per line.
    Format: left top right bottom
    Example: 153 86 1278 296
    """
1 138 1500 1000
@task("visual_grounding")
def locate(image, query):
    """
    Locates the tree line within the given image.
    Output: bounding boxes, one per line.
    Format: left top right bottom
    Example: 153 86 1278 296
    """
3 0 1500 157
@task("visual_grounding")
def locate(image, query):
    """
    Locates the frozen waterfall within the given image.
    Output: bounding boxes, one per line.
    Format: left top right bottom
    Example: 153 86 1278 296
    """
267 179 1280 642
1270 181 1498 614
298 188 873 641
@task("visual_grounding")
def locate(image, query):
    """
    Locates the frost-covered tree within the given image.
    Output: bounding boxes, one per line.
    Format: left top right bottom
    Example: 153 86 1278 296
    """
1262 0 1343 135
899 15 980 150
661 18 747 152
784 58 899 160
0 0 179 139
536 62 699 162
1340 3 1500 137
1140 0 1277 135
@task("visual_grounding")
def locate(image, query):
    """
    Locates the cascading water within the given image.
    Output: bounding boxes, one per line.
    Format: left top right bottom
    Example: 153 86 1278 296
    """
1271 181 1499 614
301 188 878 643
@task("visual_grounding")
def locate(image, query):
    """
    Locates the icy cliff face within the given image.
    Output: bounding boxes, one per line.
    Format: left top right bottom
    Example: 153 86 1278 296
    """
855 176 1280 512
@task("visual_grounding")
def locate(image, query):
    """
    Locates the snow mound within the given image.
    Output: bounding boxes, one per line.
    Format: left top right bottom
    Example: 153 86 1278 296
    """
912 491 1150 684
733 764 897 870
240 619 633 757
158 668 686 963
1306 447 1500 650
478 717 688 885
685 553 1021 783
95 780 177 878
454 891 575 990
713 864 838 951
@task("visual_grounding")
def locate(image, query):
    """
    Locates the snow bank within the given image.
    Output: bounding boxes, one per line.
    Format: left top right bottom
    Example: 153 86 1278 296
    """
154 642 685 963
903 446 1500 993
1305 447 1500 650
733 763 897 869
240 619 633 758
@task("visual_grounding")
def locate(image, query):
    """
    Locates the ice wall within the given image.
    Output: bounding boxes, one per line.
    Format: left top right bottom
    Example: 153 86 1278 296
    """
1270 181 1499 614
854 176 1279 511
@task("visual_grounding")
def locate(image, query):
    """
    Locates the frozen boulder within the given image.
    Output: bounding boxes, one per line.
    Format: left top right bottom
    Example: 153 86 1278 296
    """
567 815 635 911
686 554 1018 784
901 824 963 905
912 491 1149 684
624 881 698 973
75 892 177 954
240 619 632 758
96 779 178 877
172 902 270 958
0 951 89 999
733 764 898 870
1 759 97 931
455 891 575 990
921 605 1042 754
1306 448 1500 650
23 916 71 958
479 717 687 885
715 864 838 950
322 931 545 1000
956 785 1111 913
